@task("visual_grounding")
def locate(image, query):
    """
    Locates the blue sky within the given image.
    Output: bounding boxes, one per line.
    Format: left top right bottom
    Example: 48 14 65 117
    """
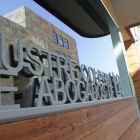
0 0 119 74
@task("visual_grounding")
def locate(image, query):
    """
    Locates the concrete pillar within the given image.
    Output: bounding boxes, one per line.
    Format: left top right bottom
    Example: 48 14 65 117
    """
109 27 133 96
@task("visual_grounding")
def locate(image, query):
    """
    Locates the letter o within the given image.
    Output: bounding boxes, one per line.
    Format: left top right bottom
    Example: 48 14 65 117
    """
81 64 89 82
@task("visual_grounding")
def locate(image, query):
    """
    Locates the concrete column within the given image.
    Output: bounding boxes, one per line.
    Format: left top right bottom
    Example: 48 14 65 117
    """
109 27 133 96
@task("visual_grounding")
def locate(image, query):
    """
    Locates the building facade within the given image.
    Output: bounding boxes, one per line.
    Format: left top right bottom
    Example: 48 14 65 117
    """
0 2 139 139
0 6 79 108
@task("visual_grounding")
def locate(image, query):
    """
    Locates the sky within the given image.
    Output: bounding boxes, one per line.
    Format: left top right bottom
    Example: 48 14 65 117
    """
0 0 119 74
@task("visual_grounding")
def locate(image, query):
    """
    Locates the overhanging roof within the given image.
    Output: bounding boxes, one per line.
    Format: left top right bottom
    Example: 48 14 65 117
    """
112 0 140 41
34 0 118 38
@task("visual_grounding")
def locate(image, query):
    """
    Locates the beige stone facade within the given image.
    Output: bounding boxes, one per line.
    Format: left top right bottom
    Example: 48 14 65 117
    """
4 6 79 63
0 6 79 108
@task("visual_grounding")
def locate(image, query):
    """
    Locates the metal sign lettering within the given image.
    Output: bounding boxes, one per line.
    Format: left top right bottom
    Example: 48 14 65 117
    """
0 33 124 108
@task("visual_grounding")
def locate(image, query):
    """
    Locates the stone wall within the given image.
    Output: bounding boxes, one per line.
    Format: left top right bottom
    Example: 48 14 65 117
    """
4 6 79 64
0 6 79 108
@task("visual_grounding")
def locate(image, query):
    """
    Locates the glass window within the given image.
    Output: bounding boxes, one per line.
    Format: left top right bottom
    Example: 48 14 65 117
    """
61 53 65 57
67 56 70 60
59 36 64 46
65 39 69 49
67 56 70 65
55 50 60 54
61 53 65 65
53 33 58 43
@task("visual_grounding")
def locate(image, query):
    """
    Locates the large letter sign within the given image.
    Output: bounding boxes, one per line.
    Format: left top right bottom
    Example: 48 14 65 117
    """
0 33 124 108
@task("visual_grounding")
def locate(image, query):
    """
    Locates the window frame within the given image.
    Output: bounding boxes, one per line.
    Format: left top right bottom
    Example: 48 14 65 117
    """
61 53 65 58
65 39 69 49
53 32 58 44
59 36 64 47
55 50 60 54
67 55 70 60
